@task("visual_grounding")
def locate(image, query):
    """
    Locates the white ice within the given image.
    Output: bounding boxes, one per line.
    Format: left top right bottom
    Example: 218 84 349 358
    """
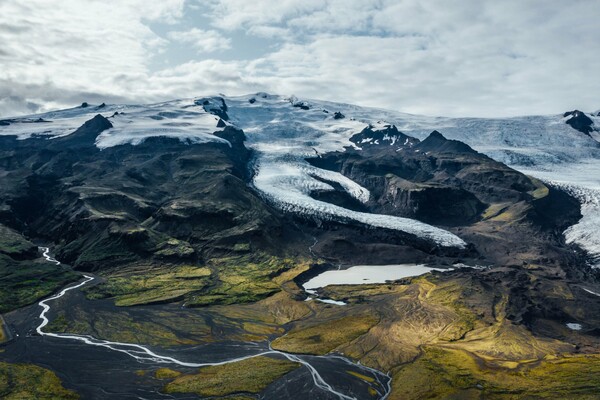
4 93 599 252
518 162 600 267
303 264 450 291
566 323 583 331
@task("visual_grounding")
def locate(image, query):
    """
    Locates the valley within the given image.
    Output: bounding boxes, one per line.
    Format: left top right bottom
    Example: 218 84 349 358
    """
1 94 600 399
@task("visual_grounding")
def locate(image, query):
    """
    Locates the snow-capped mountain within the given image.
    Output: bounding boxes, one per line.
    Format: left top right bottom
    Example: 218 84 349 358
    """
2 94 599 261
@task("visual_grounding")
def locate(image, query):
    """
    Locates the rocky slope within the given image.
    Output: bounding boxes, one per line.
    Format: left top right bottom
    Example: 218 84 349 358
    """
1 95 600 399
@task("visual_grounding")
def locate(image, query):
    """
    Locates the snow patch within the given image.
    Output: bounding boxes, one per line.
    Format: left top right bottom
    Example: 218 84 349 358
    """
566 323 583 331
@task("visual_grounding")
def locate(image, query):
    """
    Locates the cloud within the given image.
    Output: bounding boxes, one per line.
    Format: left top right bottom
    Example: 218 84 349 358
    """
167 28 231 53
0 0 184 116
1 0 600 117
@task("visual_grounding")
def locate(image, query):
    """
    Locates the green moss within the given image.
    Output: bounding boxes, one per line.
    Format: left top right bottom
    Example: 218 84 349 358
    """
44 303 215 347
163 356 299 397
0 225 37 257
271 314 379 355
154 368 181 380
85 265 211 306
233 243 251 252
0 362 78 399
46 312 70 332
184 254 295 307
0 254 79 313
392 347 600 400
155 239 195 258
528 177 550 200
86 254 297 308
425 278 478 340
346 370 376 383
0 318 7 343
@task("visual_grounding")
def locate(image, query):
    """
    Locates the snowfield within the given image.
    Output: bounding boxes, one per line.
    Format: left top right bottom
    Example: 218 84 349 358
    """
2 93 599 253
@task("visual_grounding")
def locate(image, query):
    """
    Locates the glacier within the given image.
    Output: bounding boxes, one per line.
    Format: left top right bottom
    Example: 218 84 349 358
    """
3 93 599 254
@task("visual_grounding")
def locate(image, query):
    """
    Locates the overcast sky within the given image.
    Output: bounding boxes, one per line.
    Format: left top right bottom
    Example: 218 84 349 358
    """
1 0 599 118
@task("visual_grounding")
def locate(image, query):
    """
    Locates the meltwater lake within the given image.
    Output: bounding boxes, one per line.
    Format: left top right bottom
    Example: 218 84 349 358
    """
303 264 450 293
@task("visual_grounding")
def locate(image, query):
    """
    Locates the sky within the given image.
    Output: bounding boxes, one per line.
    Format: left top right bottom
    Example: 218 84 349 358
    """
0 0 599 118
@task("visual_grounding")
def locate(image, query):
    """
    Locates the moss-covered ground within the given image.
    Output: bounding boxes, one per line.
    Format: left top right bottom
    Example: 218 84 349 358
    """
271 314 379 355
163 356 299 397
0 253 79 313
0 362 78 399
84 253 299 308
391 347 600 399
33 254 600 398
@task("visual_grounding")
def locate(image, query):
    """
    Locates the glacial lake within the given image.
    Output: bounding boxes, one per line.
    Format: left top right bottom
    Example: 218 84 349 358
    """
303 264 450 292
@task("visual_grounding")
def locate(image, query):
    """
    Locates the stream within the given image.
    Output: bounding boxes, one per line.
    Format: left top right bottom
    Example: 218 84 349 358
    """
1 248 392 400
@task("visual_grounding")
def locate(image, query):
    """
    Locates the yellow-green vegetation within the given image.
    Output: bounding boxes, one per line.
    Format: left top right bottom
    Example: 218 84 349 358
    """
85 265 212 306
481 202 511 220
45 307 211 347
185 254 297 307
0 319 6 343
45 261 312 347
154 238 195 258
271 314 379 355
86 254 299 308
391 347 600 400
425 277 481 341
488 202 530 223
319 283 402 303
528 176 550 200
163 356 300 397
0 362 78 399
346 370 376 383
154 368 181 380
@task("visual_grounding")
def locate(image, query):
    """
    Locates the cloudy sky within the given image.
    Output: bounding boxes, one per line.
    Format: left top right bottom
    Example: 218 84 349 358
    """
1 0 599 118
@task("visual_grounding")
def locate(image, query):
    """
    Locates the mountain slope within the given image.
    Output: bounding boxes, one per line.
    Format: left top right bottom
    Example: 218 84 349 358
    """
1 93 600 400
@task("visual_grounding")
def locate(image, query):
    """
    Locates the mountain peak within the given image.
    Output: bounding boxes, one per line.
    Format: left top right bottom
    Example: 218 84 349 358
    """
415 130 477 154
428 130 446 140
52 114 112 148
563 110 595 136
349 123 419 149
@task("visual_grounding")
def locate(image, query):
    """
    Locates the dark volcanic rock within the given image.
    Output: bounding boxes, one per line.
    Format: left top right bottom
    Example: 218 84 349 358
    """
350 124 419 150
0 124 308 270
81 102 89 108
51 114 112 148
380 177 485 226
289 96 310 110
195 97 229 120
333 112 345 120
563 110 595 136
293 103 310 110
414 130 477 154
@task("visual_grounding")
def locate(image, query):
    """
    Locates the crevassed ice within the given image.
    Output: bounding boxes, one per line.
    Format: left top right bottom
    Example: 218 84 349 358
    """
518 163 600 267
226 95 466 248
254 159 466 248
5 93 599 251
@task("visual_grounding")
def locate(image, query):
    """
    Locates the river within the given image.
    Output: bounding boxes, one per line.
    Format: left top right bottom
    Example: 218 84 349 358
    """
1 248 391 399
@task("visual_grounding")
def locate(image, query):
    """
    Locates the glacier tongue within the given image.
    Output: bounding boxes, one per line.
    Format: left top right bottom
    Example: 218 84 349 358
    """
7 93 600 252
253 158 467 248
226 94 467 248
